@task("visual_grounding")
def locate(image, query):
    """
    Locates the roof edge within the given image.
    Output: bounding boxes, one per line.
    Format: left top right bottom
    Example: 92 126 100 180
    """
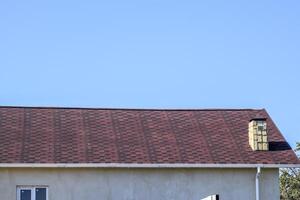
0 163 299 169
0 105 264 112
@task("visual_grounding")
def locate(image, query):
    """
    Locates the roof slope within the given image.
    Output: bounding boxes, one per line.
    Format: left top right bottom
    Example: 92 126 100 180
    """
0 106 299 165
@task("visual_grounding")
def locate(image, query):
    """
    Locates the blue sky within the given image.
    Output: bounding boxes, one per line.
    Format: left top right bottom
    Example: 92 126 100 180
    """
0 1 299 147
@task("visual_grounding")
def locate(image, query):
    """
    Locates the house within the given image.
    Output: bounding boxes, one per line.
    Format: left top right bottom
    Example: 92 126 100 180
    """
0 106 299 200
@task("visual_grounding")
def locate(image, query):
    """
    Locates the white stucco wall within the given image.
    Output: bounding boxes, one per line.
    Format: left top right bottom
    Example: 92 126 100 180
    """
0 168 279 200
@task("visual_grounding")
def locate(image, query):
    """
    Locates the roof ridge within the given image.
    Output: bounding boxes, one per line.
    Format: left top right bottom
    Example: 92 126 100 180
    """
0 105 264 111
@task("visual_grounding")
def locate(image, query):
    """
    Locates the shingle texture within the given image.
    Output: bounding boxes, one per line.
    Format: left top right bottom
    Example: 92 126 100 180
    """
0 106 299 164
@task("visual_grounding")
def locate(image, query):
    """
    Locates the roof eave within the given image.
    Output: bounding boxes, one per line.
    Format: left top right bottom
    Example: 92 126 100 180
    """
0 163 299 169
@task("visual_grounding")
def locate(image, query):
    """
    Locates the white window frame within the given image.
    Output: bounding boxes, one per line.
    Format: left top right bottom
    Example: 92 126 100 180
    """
17 186 48 200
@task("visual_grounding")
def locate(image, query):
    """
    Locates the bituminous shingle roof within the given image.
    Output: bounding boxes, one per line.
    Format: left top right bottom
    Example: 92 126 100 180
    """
0 106 299 165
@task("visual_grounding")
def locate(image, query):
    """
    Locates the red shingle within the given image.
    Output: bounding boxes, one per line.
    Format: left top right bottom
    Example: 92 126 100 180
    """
0 106 299 164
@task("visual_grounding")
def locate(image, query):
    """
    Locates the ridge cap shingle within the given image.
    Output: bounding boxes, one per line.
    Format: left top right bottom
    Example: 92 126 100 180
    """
0 105 264 112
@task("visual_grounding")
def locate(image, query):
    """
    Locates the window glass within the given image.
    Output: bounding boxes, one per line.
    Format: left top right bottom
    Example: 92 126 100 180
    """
20 189 31 200
18 186 48 200
35 188 47 200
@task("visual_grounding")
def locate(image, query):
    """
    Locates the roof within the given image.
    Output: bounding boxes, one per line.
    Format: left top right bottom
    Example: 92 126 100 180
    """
0 106 299 167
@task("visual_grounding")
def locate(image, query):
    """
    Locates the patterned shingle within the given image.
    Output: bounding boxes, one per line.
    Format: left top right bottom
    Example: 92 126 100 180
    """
0 106 299 164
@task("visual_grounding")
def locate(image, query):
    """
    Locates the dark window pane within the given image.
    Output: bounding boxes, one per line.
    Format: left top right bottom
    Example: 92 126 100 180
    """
35 188 47 200
20 190 31 200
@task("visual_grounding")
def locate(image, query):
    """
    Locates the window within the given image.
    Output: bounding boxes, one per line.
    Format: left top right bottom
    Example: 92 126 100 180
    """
17 186 48 200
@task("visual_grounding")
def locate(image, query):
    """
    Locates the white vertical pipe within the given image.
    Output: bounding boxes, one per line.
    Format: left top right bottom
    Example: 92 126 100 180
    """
256 166 261 200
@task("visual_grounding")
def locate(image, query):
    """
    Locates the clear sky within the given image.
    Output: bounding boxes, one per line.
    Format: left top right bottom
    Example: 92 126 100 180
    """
0 1 299 148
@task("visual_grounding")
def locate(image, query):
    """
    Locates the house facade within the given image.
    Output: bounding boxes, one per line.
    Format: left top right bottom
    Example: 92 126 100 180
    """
0 107 299 200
